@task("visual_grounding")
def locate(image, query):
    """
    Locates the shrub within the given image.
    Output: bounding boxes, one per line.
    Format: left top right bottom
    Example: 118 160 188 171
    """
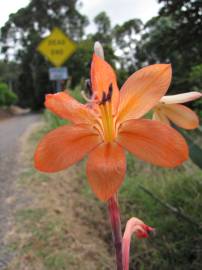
0 82 18 106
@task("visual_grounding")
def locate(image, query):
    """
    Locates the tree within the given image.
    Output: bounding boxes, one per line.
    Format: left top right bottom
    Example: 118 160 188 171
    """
1 0 88 109
113 19 143 85
136 0 202 94
93 11 111 46
0 82 18 106
159 0 202 40
0 61 20 88
158 0 202 69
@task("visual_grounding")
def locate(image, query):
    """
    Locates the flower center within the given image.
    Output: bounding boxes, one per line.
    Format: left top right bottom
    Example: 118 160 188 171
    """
99 85 115 143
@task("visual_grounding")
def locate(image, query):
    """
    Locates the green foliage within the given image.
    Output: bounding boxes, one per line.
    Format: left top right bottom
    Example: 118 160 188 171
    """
114 19 143 71
0 82 18 106
1 0 88 110
136 0 202 99
67 39 94 88
0 61 20 82
44 252 76 270
93 11 112 46
195 99 202 118
120 154 202 270
180 130 202 169
159 0 202 43
44 110 68 129
189 64 202 91
1 0 201 111
70 85 85 103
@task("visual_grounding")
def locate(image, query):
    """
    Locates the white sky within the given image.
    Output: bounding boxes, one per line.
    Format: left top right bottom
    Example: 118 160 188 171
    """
0 0 160 31
0 0 29 28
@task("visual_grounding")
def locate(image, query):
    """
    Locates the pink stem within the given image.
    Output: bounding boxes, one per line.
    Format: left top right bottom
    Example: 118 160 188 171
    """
122 236 131 270
108 194 123 270
122 217 154 270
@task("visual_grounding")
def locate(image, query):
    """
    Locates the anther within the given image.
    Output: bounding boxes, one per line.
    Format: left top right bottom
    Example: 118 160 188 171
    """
99 84 113 105
99 92 107 105
107 84 113 101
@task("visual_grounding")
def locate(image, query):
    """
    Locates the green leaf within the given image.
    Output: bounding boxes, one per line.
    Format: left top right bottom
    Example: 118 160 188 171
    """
181 130 202 169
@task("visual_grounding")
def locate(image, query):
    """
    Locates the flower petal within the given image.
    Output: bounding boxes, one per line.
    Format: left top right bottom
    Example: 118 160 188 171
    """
160 92 202 104
34 124 102 172
91 53 119 113
86 142 126 201
45 91 96 124
117 119 188 168
162 104 199 129
153 110 170 125
117 64 172 123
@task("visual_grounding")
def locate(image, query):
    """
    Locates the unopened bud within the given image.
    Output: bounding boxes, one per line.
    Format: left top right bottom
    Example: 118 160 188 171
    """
94 41 104 59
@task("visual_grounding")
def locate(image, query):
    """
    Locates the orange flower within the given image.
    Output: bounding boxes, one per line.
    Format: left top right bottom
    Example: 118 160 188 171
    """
34 54 188 201
153 92 202 129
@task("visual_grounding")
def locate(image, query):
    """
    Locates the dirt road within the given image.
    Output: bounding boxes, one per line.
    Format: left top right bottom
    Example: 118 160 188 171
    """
0 114 40 269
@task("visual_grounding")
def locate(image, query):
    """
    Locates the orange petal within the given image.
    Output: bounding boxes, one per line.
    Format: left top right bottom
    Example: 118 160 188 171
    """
153 110 170 125
162 104 199 129
34 124 102 172
117 119 188 168
45 91 96 124
117 64 172 123
86 142 126 201
91 53 119 113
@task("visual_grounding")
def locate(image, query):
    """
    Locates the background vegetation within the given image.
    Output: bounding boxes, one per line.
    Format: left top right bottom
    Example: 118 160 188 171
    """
21 111 201 270
0 0 202 111
0 82 17 106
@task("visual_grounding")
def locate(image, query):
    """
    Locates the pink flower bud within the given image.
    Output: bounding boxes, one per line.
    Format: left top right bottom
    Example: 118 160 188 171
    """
160 91 202 104
122 217 154 270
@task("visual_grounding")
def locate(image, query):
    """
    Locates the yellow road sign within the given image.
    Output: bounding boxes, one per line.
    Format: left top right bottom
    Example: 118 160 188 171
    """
37 27 77 67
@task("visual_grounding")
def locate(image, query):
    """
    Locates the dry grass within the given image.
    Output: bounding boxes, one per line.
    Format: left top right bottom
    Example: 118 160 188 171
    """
6 121 114 270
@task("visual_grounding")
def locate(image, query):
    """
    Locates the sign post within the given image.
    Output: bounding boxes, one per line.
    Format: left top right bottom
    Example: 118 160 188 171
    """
37 27 77 91
49 67 68 92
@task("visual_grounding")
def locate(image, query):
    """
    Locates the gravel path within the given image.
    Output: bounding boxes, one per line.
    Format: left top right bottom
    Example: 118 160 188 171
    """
0 114 40 269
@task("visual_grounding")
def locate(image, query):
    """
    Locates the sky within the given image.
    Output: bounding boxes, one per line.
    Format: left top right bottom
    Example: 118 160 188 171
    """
0 0 160 31
81 0 160 31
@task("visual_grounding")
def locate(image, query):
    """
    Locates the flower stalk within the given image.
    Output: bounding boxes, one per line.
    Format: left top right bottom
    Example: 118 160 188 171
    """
122 218 154 270
108 194 123 270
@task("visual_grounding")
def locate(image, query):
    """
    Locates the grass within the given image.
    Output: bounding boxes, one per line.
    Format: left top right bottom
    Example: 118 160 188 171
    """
81 153 202 269
78 157 202 269
119 154 202 269
7 103 202 270
6 115 114 270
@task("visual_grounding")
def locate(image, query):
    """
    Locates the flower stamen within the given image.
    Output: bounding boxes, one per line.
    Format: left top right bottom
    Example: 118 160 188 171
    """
99 84 115 142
